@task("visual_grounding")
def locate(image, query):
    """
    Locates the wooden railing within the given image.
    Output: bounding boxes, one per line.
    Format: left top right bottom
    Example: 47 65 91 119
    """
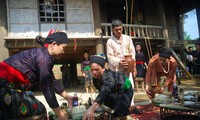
101 23 165 39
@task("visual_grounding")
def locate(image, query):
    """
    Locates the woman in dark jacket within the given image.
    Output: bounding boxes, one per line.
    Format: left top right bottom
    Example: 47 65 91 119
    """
82 55 133 120
0 32 73 120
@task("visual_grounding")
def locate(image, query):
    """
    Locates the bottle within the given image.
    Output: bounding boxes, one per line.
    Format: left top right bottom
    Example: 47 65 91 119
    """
73 93 78 106
176 67 180 77
172 83 178 102
88 97 92 106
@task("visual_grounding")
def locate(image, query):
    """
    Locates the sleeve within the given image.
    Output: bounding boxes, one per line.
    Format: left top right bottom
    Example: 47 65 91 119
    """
145 59 154 86
37 57 63 108
94 73 115 105
128 36 136 60
106 39 121 68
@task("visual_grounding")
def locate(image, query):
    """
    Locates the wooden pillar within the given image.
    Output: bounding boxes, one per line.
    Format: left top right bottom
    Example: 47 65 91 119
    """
96 39 104 54
92 0 102 36
70 61 78 86
0 0 9 61
157 0 170 47
196 0 200 38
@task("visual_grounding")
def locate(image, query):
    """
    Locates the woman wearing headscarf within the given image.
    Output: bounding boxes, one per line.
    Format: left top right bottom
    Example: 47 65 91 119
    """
82 54 133 120
0 32 73 120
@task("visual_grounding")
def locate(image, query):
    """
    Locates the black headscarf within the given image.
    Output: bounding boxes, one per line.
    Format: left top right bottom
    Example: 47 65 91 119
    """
90 55 107 67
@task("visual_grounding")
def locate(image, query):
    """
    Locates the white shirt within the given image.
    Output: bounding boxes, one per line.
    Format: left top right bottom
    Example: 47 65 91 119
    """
106 34 136 74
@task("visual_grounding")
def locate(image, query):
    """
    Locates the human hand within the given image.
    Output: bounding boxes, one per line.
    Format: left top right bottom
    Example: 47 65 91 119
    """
53 107 69 120
57 112 69 120
66 95 73 109
83 73 86 77
119 59 128 68
133 71 137 78
82 108 95 120
145 85 152 99
193 57 197 61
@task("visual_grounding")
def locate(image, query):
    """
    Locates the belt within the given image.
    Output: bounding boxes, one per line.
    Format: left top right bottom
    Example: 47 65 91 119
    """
136 61 144 64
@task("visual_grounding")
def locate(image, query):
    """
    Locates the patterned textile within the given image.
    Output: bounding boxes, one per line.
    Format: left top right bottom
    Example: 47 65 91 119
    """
0 80 47 119
130 103 160 120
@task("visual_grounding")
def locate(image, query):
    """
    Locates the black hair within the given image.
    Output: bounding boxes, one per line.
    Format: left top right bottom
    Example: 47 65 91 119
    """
195 43 200 46
112 19 122 28
135 42 142 46
159 47 172 59
35 32 69 46
36 35 45 46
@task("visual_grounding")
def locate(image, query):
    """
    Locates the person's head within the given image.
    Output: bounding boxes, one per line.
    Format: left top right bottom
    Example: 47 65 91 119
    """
83 52 89 59
90 54 107 79
158 47 172 66
188 46 193 52
195 43 200 51
112 19 123 38
36 32 69 59
135 42 142 52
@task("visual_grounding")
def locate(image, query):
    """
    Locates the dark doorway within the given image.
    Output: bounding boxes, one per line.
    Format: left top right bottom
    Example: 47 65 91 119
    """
105 1 126 23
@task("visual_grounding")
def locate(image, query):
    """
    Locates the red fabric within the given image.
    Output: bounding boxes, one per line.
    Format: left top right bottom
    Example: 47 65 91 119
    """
130 103 160 120
136 61 144 64
0 62 30 84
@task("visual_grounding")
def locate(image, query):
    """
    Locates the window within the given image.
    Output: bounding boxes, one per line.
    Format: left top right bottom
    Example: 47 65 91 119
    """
39 0 65 22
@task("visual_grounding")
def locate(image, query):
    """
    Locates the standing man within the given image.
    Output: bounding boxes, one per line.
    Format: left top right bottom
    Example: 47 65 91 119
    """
106 19 142 114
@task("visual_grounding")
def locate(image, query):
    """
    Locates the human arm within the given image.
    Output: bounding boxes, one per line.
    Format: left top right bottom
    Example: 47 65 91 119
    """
106 39 121 68
82 102 100 120
145 60 154 98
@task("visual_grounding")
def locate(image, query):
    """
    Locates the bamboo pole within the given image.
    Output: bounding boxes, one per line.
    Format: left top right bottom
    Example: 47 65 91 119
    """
130 0 134 25
144 38 151 60
171 49 193 80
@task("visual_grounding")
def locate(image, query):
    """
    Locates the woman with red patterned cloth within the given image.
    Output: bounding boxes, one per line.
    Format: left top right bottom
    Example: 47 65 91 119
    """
145 47 178 99
0 32 73 120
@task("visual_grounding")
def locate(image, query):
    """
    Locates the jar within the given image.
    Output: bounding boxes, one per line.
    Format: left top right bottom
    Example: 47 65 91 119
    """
124 55 135 72
149 84 162 98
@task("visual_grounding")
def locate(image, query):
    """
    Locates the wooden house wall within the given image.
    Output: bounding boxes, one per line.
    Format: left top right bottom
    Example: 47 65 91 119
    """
7 0 94 38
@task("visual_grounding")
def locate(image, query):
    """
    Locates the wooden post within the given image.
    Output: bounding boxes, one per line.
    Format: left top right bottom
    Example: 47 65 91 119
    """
157 0 170 47
92 0 102 36
196 0 200 38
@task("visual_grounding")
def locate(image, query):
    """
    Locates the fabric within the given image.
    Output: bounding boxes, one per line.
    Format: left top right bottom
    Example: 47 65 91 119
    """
90 55 107 68
93 70 133 117
0 62 29 85
0 80 46 119
106 34 136 106
84 70 93 87
145 54 178 92
136 51 146 78
45 32 69 44
130 103 160 120
0 47 64 109
81 59 90 73
81 59 93 87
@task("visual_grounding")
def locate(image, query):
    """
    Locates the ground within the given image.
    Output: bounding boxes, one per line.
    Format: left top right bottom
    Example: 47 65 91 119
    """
34 78 199 118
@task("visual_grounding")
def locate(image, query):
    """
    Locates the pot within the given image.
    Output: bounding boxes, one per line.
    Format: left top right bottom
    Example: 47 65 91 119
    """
124 55 135 72
149 84 162 98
